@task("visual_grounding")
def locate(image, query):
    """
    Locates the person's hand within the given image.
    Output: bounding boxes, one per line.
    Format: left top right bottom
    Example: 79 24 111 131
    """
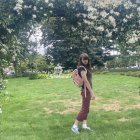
90 91 96 100
91 94 96 100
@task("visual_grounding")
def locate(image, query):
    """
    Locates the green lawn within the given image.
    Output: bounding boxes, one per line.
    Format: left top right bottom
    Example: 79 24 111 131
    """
0 74 140 140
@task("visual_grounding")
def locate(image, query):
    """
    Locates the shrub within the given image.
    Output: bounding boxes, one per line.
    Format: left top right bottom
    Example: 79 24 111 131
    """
101 71 109 74
120 72 125 75
29 73 48 80
22 72 31 77
37 74 48 79
120 71 140 78
109 68 139 72
29 73 38 80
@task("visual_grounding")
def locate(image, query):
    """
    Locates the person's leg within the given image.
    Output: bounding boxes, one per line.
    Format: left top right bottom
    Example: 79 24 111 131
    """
71 90 91 133
71 92 84 134
82 119 91 130
77 91 90 117
77 91 90 121
81 91 91 130
82 120 87 127
73 119 79 126
83 120 87 125
71 119 80 134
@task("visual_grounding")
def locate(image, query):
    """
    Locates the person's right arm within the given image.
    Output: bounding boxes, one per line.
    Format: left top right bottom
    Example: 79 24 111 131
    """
81 70 95 100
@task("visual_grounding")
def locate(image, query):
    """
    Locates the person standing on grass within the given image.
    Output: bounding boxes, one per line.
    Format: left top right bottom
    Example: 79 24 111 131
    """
71 53 96 134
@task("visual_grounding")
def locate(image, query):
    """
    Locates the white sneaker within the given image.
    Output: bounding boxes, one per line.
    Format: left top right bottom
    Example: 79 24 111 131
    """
71 126 80 134
82 126 92 130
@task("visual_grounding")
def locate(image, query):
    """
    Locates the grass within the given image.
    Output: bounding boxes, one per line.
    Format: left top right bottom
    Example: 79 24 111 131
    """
0 73 140 140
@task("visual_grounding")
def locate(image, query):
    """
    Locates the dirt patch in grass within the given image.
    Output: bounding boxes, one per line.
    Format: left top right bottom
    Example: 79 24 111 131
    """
100 103 140 112
35 100 45 105
42 99 81 114
102 103 122 112
99 97 140 112
45 96 104 114
102 99 122 112
124 104 140 110
57 108 79 115
118 117 130 122
109 99 120 103
36 96 140 114
43 107 55 114
49 99 81 107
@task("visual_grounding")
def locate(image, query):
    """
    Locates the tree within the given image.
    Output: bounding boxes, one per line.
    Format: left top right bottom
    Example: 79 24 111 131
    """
42 0 140 69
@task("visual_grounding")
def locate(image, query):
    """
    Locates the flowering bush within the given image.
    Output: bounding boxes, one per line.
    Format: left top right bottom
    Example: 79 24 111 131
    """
0 78 8 114
28 72 71 80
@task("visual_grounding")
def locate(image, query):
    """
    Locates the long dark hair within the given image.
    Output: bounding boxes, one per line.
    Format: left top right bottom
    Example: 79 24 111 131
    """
78 53 92 79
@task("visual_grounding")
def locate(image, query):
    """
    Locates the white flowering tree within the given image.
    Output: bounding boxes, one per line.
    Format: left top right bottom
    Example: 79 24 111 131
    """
0 0 48 76
0 0 140 77
0 0 45 105
0 0 140 110
1 0 139 72
41 0 140 68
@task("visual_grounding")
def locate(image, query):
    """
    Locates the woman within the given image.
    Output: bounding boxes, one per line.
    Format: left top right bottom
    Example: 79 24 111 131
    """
71 53 96 134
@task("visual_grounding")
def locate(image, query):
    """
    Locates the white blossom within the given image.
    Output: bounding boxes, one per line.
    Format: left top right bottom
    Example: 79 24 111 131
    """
33 6 37 11
106 30 112 37
24 5 28 9
40 7 43 10
45 0 49 3
60 17 65 21
110 9 114 14
76 13 81 17
78 22 82 26
32 15 37 18
48 3 53 8
87 13 92 19
129 13 134 18
108 16 116 27
126 15 129 19
106 29 112 37
113 28 118 32
96 26 104 32
137 7 140 13
128 37 138 44
44 13 47 16
66 2 70 7
114 12 120 16
95 0 122 8
14 0 23 13
7 28 13 34
91 36 97 42
28 5 32 8
82 14 87 18
83 36 89 40
123 18 127 23
83 19 92 25
87 7 97 13
100 11 108 18
87 12 97 20
0 48 7 55
126 14 133 19
72 27 77 31
128 33 139 44
124 1 134 9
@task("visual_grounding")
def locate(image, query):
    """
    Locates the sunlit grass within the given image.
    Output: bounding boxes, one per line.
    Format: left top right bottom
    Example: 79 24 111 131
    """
0 73 140 140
